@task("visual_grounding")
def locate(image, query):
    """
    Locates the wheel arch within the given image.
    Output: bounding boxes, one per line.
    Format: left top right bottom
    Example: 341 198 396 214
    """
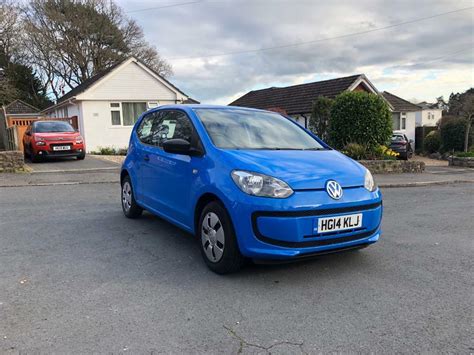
120 169 130 184
194 192 225 236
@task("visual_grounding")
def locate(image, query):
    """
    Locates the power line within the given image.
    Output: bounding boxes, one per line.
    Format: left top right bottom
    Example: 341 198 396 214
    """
125 1 201 14
169 6 474 60
392 47 473 69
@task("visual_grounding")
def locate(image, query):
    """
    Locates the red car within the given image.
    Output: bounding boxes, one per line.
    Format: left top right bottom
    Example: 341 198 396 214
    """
23 120 86 162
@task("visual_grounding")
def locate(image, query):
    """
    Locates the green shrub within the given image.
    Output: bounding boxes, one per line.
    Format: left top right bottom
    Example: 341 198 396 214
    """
309 96 334 141
439 117 471 152
91 146 128 156
423 130 441 153
329 92 392 151
342 143 398 160
342 143 367 160
454 151 474 157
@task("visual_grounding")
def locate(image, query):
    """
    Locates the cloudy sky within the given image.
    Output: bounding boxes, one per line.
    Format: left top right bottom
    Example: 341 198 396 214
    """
118 0 473 104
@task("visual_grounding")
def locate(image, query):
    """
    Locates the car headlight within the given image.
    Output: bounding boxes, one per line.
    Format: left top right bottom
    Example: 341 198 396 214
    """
76 136 84 144
231 170 293 198
364 169 376 192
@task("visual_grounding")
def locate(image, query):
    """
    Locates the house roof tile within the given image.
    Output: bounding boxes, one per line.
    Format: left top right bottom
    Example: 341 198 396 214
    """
4 99 40 114
229 74 362 115
382 91 420 112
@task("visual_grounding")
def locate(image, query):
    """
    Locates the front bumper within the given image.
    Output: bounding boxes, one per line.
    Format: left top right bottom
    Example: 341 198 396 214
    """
228 187 382 259
33 142 85 158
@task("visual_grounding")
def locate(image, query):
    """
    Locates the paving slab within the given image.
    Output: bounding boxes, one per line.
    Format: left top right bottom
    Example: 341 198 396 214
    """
26 155 119 173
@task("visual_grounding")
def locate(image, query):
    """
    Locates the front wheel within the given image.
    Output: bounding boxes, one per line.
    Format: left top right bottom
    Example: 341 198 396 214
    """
198 201 244 274
121 176 143 218
77 152 86 160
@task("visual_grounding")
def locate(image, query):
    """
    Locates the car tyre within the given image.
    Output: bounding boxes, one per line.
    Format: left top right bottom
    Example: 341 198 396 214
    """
30 150 42 163
198 201 245 274
121 175 143 218
77 152 86 160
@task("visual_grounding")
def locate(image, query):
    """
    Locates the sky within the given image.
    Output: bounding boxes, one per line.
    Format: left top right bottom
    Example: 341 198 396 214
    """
117 0 474 105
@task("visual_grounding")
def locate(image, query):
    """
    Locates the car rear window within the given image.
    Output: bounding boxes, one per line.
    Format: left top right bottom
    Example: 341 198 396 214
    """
391 135 405 142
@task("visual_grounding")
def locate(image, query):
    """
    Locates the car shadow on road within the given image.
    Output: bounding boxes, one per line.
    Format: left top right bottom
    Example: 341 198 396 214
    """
122 211 378 284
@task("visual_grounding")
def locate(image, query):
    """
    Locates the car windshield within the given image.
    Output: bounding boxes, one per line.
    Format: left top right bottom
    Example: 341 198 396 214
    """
35 121 75 133
194 108 325 150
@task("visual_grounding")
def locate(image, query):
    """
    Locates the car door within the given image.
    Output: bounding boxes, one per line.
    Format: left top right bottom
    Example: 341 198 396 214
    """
139 109 202 228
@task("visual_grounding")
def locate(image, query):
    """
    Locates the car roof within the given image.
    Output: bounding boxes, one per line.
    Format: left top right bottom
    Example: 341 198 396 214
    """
154 104 275 114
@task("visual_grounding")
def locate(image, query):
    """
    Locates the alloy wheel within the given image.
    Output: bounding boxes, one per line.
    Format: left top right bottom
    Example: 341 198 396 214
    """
122 181 132 212
201 212 225 262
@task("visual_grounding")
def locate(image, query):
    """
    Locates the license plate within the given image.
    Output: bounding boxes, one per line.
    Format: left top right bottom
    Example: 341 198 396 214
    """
53 145 71 151
316 213 363 234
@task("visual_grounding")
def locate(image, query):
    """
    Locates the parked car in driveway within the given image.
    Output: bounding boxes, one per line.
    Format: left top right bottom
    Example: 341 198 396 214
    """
390 132 413 160
120 105 383 273
23 121 85 162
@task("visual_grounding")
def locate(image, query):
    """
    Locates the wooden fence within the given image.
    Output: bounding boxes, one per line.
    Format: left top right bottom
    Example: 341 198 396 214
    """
6 116 78 153
6 126 18 151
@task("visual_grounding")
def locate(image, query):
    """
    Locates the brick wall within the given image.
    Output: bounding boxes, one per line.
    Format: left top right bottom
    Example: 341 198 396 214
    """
0 151 26 173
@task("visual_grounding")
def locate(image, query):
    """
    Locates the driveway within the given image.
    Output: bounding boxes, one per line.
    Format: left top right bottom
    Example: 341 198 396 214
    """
26 155 119 173
0 183 472 353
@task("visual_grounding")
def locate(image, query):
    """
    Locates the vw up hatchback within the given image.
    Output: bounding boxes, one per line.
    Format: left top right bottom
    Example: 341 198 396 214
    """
121 105 382 273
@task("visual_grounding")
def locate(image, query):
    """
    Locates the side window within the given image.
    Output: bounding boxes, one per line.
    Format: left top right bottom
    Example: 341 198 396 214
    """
137 110 196 148
137 112 161 145
159 110 194 144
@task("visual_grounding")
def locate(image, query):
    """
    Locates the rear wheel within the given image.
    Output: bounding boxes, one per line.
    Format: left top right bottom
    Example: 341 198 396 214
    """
198 201 244 274
121 176 143 218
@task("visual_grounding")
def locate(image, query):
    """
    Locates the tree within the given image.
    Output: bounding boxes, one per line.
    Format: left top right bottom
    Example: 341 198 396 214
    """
448 88 474 152
329 91 392 150
309 96 333 141
22 0 172 99
0 68 19 105
0 1 51 108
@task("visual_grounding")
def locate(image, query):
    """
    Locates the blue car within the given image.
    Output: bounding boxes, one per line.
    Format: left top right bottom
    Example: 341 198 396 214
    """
121 105 382 273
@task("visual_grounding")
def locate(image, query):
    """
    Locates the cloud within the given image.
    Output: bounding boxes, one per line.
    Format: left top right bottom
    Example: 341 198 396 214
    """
119 0 474 104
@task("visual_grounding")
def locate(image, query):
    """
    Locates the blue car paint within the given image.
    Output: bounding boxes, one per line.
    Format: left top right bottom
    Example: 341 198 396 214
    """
122 105 382 260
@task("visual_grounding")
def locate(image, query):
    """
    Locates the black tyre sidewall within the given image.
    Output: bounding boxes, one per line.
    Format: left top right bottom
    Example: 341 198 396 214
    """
198 201 244 274
121 176 143 218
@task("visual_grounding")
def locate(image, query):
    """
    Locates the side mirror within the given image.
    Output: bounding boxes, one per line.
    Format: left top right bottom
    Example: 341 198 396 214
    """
163 138 193 155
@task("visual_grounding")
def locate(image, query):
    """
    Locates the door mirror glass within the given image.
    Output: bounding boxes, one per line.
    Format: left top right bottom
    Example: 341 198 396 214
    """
163 138 192 155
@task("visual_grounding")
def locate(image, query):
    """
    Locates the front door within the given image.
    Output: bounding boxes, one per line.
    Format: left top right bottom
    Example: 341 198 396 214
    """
138 109 200 229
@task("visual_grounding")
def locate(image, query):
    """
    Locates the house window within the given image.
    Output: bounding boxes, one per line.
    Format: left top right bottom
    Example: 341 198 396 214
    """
148 102 159 109
122 102 147 126
110 102 121 125
392 112 406 130
111 111 121 125
392 113 401 130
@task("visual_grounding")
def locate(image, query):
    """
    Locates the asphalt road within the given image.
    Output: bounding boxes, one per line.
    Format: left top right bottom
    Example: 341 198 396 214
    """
0 183 472 353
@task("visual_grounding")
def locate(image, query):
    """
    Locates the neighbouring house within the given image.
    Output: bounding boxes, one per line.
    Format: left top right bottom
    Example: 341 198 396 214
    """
415 101 443 127
381 92 420 145
42 56 197 152
0 99 41 150
229 74 391 128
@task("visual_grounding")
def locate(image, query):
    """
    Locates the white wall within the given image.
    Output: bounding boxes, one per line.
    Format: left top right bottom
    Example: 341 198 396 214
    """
78 61 180 102
415 109 442 127
394 111 416 146
80 100 176 152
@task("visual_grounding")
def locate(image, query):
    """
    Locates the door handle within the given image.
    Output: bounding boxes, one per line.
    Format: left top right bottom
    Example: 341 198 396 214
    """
143 154 150 162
